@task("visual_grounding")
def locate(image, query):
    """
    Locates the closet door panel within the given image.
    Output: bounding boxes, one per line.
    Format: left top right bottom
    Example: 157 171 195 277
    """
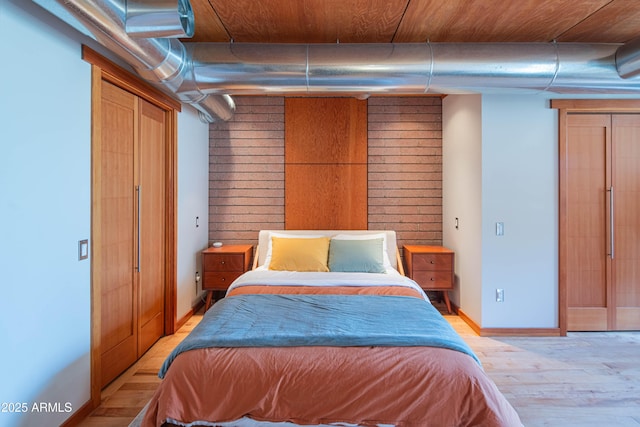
138 99 166 354
100 81 138 386
612 115 640 330
566 114 610 331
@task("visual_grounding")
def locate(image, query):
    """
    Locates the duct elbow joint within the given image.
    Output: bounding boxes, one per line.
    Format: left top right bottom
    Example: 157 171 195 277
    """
125 0 195 38
615 37 640 79
192 94 236 123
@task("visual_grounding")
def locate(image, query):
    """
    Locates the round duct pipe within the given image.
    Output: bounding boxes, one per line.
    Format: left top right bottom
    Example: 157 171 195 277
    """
44 0 640 121
55 0 234 122
616 37 640 79
125 0 194 38
185 41 640 96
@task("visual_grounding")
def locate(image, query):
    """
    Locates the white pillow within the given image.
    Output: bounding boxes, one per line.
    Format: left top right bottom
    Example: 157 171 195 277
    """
331 233 393 270
262 232 325 267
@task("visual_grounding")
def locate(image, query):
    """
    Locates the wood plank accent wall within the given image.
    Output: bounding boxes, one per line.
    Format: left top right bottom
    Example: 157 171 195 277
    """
209 97 285 245
209 96 443 250
368 97 443 248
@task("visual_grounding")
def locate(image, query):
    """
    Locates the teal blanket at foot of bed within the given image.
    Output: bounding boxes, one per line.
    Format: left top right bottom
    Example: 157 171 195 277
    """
159 294 480 378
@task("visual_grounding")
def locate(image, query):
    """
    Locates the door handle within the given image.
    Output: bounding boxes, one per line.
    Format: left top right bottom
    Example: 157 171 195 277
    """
608 186 614 260
136 185 141 272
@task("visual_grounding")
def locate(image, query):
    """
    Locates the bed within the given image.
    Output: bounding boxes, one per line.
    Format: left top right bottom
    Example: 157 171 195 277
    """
138 230 522 427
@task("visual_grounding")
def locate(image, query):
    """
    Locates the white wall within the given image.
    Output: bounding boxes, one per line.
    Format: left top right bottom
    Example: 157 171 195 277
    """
442 95 484 324
443 94 558 330
177 107 210 318
0 1 91 426
480 95 558 328
0 1 210 424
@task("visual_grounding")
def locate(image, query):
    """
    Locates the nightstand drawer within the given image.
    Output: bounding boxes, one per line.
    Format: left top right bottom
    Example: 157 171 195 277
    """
203 271 243 290
412 253 453 271
412 271 453 290
403 245 455 313
201 244 253 311
203 253 245 272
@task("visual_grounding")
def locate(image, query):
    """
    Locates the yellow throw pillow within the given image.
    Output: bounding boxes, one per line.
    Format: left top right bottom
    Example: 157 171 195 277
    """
268 236 330 272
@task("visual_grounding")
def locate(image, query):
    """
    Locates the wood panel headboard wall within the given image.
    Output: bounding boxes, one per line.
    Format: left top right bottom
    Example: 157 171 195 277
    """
209 96 443 249
284 98 368 230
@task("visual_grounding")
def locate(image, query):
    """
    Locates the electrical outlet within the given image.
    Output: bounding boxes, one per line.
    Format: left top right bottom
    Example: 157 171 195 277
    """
496 288 504 302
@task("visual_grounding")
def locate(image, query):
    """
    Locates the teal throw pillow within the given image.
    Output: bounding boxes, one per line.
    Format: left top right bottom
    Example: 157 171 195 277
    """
328 238 386 273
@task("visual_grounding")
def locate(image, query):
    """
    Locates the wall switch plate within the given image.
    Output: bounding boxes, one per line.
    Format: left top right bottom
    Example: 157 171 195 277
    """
78 239 89 260
496 288 504 302
496 222 504 236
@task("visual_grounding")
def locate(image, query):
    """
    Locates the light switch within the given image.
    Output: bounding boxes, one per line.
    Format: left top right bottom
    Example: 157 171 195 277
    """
78 239 89 260
496 222 504 236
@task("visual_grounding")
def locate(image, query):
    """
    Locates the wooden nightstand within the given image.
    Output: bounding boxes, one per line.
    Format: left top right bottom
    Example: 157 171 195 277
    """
403 245 455 314
202 244 253 310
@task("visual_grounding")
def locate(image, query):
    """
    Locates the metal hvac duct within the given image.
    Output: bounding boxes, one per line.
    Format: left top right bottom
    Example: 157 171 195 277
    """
44 1 640 122
54 0 235 122
616 37 640 79
185 41 640 96
125 0 195 38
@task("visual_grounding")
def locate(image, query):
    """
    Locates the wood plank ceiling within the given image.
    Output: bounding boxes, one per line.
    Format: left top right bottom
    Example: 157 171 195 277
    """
186 0 640 44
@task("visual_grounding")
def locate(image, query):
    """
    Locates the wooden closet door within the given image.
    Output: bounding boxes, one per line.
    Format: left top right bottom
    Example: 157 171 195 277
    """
137 99 166 354
98 83 167 387
565 113 640 331
565 114 611 331
100 80 139 386
612 115 640 330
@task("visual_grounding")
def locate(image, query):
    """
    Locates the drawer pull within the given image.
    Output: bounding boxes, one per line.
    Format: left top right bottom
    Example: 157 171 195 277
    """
430 277 435 281
430 260 434 264
220 261 225 264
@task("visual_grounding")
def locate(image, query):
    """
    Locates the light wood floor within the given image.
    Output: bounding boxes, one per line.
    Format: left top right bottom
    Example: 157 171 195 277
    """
79 304 640 427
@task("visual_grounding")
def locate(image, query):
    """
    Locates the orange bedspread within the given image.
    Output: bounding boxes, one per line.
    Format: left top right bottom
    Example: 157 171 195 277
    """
227 284 425 299
141 284 522 427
